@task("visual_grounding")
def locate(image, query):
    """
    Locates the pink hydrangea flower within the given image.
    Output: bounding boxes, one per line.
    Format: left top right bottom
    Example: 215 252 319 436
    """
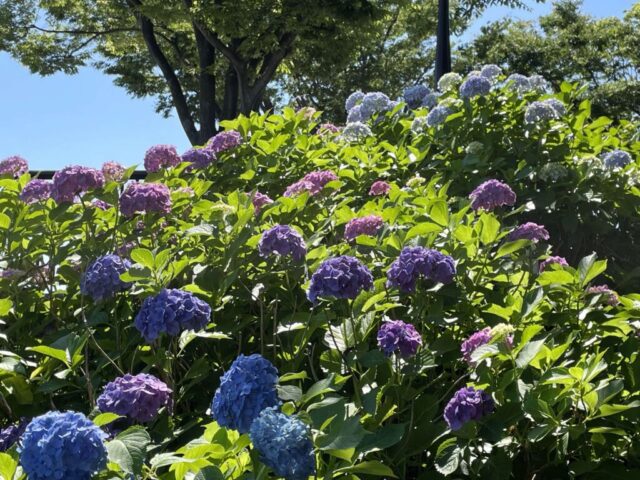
369 180 391 196
144 145 182 173
52 166 105 203
120 182 171 217
0 156 28 178
252 192 273 214
344 215 384 241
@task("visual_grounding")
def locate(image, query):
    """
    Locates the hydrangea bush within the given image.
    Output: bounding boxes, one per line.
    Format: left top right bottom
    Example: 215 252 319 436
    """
0 69 639 480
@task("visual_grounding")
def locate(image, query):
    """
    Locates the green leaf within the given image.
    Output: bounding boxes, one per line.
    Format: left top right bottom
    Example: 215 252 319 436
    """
435 438 460 476
0 452 18 480
93 412 122 427
496 239 530 258
406 222 442 240
106 426 150 475
516 339 546 369
357 423 406 454
430 201 449 226
334 461 397 477
194 466 225 480
479 214 500 245
0 298 12 317
595 401 640 418
0 212 11 229
316 416 367 451
578 253 607 286
131 248 155 269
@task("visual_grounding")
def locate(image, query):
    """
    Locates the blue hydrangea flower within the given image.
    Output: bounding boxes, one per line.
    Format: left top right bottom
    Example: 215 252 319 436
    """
426 105 453 127
403 85 430 109
528 74 550 92
377 320 422 357
460 76 492 98
346 105 364 123
480 64 502 81
506 74 531 93
250 407 315 480
411 116 429 134
19 411 107 480
307 256 373 304
345 91 364 112
386 246 456 292
360 92 392 119
211 354 280 433
602 150 633 169
340 122 373 142
421 92 439 109
524 101 559 124
0 418 28 452
259 225 307 262
80 255 132 301
543 98 566 116
134 288 212 342
444 387 495 431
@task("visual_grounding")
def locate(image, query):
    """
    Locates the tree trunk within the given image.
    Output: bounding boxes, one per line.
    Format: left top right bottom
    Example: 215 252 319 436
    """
222 66 239 120
194 27 218 144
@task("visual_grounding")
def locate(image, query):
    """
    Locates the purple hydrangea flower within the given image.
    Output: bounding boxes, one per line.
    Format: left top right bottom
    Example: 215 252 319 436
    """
81 255 132 301
211 354 280 434
91 199 110 210
508 222 550 242
259 225 307 261
318 123 340 135
528 74 550 92
469 179 516 211
347 105 364 123
480 64 502 81
144 144 182 173
102 162 125 182
461 328 492 364
307 256 373 304
344 215 384 241
539 256 568 271
97 373 173 423
116 241 136 258
119 182 171 217
403 85 431 109
524 101 559 124
182 147 216 169
284 170 338 197
0 418 28 452
341 121 373 141
134 288 212 342
377 320 422 357
506 73 531 93
602 150 633 169
444 387 495 431
206 130 242 153
460 76 492 98
252 191 274 214
386 246 456 292
51 166 105 203
345 91 365 112
426 105 453 126
360 92 392 119
20 179 52 204
0 268 25 280
0 155 28 177
544 98 566 116
421 92 440 109
369 180 391 196
586 285 620 306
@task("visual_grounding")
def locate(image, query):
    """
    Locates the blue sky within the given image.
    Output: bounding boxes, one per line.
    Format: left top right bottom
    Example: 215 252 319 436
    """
0 0 633 170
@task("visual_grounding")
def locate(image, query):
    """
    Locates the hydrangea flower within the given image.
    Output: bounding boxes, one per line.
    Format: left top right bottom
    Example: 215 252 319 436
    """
144 144 182 173
52 166 105 203
411 116 429 133
91 199 110 210
318 123 340 135
0 268 25 280
369 180 391 196
460 76 492 98
403 85 431 109
0 418 28 452
116 241 136 258
345 91 365 112
0 155 28 177
602 150 633 169
377 319 422 357
528 74 550 92
437 72 462 92
508 222 550 242
259 225 307 261
346 105 364 123
544 98 566 116
480 64 502 81
284 170 338 197
307 256 373 304
421 92 440 109
460 328 492 364
252 191 274 213
102 161 125 182
490 323 515 342
444 387 495 431
406 174 426 188
538 163 568 182
586 285 620 306
19 411 107 480
360 92 392 119
426 105 453 127
505 73 531 93
134 288 212 342
468 179 516 211
524 101 560 124
250 407 315 480
344 215 384 241
81 255 132 301
539 256 569 271
20 179 52 204
340 122 373 142
211 354 279 433
97 373 173 423
206 130 242 153
182 147 216 169
119 182 171 217
386 246 456 292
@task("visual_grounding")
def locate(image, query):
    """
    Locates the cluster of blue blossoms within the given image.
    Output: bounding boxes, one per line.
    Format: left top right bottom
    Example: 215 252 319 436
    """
258 224 307 262
386 246 456 292
80 254 132 301
444 387 495 431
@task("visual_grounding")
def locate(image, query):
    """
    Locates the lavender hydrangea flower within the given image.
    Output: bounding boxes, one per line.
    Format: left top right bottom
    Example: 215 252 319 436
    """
284 170 338 197
426 105 453 127
97 373 173 423
318 123 340 135
81 255 132 301
460 76 492 98
250 407 316 480
182 147 216 169
460 328 492 364
543 98 566 116
52 165 105 203
144 144 182 173
347 105 364 123
119 182 171 217
468 179 516 211
524 101 560 124
437 72 462 92
0 418 28 452
102 161 125 182
344 215 384 241
0 268 25 280
252 191 274 213
259 225 307 261
207 130 242 153
528 74 550 92
341 122 373 142
421 92 440 109
602 150 633 169
386 246 456 292
211 354 279 433
586 285 620 306
403 85 431 109
480 64 502 81
411 116 429 133
360 92 392 119
508 222 550 242
444 387 495 430
307 256 373 304
377 320 422 358
506 73 531 93
134 288 212 342
19 411 107 480
539 256 568 272
20 179 52 204
345 91 365 112
0 155 28 177
369 180 391 196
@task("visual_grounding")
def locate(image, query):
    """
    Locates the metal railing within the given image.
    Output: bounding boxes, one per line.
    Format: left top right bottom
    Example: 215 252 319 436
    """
29 170 148 180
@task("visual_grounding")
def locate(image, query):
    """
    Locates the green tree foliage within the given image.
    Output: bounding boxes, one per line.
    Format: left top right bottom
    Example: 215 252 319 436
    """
455 0 640 119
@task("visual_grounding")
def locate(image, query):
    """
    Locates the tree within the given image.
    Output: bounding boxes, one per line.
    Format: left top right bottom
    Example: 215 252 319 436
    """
455 0 640 119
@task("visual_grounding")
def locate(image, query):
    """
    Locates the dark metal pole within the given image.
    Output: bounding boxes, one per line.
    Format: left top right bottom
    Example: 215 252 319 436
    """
435 0 451 85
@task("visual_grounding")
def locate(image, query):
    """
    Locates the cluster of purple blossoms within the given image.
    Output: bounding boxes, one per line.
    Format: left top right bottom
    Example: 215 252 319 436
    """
403 85 431 109
469 179 516 211
51 166 105 203
345 91 364 111
344 215 384 241
539 256 568 272
116 241 136 258
377 320 422 358
386 246 456 292
134 288 212 342
506 73 532 93
602 150 633 169
508 222 550 243
0 155 28 177
426 105 453 127
81 255 132 302
0 418 29 451
307 256 373 304
252 191 274 214
444 387 495 431
586 285 620 306
91 199 110 210
207 130 242 153
460 75 492 98
20 179 52 204
102 161 125 182
284 170 338 197
480 64 502 81
369 180 391 196
259 225 307 261
144 144 182 173
97 373 173 423
0 268 25 280
182 147 216 170
119 182 171 217
460 328 492 364
421 92 440 109
318 123 340 135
